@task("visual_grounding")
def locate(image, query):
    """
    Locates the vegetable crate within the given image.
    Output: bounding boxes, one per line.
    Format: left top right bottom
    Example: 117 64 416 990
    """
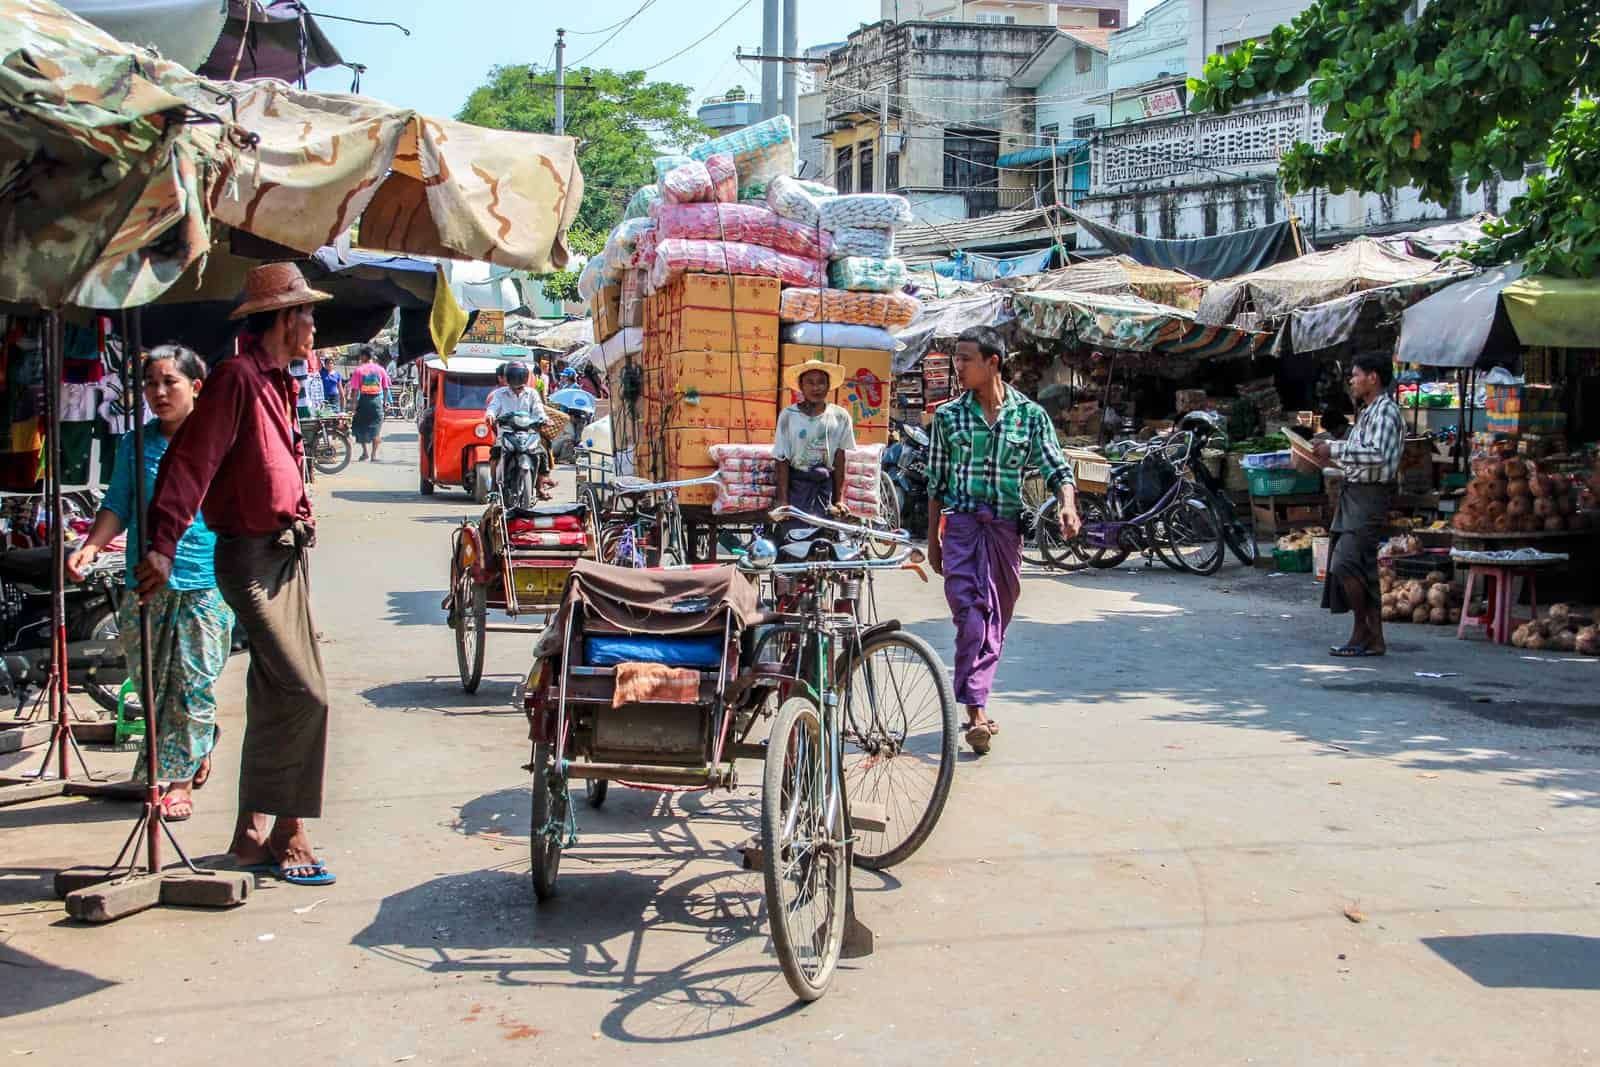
1246 468 1323 497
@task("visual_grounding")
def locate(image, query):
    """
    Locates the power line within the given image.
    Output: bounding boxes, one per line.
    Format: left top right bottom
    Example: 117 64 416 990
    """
568 0 662 67
641 0 755 72
566 7 653 35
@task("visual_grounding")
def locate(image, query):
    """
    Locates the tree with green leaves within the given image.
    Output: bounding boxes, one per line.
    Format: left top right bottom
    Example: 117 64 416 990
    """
1189 0 1599 277
458 65 709 234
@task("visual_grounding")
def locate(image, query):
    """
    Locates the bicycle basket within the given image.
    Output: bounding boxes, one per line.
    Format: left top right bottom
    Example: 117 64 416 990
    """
1133 453 1178 510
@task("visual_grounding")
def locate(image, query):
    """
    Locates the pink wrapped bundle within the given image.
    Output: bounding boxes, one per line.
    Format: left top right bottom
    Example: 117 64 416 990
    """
653 203 832 260
713 486 777 514
717 467 777 486
649 239 827 291
705 153 738 202
661 154 739 205
778 287 921 331
709 443 775 462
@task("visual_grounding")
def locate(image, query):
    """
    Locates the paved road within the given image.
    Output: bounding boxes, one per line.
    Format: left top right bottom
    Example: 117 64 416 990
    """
4 429 1598 1064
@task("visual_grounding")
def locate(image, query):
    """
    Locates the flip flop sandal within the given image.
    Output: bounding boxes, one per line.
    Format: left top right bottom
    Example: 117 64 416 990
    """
193 726 219 791
1330 645 1384 658
273 861 337 887
157 793 193 822
965 723 992 754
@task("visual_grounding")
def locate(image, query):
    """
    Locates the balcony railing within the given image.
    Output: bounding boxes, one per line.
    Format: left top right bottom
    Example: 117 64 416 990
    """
1089 95 1334 191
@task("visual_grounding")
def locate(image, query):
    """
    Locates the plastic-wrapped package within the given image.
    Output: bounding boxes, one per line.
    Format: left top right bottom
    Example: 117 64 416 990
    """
709 443 775 463
828 256 907 293
576 255 607 302
653 154 694 183
649 238 827 291
603 218 657 271
623 183 661 220
652 203 832 260
708 442 779 515
716 466 777 487
781 322 903 350
817 193 913 230
689 115 797 199
705 154 738 203
661 153 738 205
829 226 896 259
766 174 824 225
779 287 921 331
713 489 776 515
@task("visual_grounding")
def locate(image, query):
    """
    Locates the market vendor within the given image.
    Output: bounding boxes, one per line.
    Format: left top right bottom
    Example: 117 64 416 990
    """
773 355 855 533
926 327 1080 755
1313 354 1405 658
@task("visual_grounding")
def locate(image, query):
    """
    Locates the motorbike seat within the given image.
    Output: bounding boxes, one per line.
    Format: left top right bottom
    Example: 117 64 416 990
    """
0 548 57 586
506 502 587 521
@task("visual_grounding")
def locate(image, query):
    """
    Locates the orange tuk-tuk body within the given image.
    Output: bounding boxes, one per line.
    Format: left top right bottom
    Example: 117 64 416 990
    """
418 350 525 502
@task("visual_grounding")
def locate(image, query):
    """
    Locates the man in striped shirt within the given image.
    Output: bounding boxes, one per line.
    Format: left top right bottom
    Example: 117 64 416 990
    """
1313 353 1405 657
927 327 1079 753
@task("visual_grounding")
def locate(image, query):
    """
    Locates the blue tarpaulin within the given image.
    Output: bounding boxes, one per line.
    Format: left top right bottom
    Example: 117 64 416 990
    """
996 139 1088 168
932 246 1056 281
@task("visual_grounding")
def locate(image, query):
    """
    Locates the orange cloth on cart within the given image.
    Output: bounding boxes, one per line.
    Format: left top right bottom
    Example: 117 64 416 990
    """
612 662 701 707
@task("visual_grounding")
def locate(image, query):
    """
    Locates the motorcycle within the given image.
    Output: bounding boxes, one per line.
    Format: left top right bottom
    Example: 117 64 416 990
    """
0 547 128 713
494 411 549 510
882 419 930 539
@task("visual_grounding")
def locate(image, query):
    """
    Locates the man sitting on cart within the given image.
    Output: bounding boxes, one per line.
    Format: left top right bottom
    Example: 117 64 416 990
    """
773 355 855 540
484 360 555 499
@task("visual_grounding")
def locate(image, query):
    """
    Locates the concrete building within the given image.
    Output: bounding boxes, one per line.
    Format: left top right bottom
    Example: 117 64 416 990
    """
697 91 763 134
882 0 1128 30
1076 0 1524 250
1004 28 1110 206
820 19 1058 224
1088 0 1188 124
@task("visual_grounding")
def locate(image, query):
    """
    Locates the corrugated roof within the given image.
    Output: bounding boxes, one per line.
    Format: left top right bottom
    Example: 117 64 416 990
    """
897 206 1066 260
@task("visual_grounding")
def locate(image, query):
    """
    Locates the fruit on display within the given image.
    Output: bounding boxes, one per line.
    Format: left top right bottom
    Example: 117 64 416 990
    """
1379 570 1462 625
1511 604 1599 655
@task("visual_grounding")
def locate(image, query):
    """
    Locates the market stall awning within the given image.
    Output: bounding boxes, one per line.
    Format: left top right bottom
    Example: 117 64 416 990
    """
60 0 229 69
995 139 1086 168
1198 237 1467 328
199 1 348 83
1396 264 1523 369
1067 210 1296 280
892 291 1013 374
1015 289 1269 362
0 0 581 310
1502 275 1600 349
1281 268 1470 354
1024 254 1208 311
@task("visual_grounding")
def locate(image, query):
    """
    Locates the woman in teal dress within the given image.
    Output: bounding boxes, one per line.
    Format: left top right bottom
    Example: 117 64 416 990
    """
67 346 234 822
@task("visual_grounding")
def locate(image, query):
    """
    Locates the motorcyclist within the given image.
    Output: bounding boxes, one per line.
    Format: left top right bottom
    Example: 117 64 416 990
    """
484 361 554 499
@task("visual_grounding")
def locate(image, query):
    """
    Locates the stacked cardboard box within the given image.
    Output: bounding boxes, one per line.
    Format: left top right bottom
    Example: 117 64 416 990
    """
592 283 622 342
1484 383 1566 435
778 344 892 445
637 273 784 506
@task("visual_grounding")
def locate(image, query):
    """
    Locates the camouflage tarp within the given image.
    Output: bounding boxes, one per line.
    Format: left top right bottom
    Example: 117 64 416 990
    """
0 0 582 309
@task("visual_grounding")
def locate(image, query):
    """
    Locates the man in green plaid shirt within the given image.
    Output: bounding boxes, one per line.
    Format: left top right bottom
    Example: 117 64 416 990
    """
927 327 1080 754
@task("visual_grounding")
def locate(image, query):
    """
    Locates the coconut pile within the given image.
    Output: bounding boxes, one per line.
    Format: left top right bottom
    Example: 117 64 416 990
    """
1379 570 1462 625
1452 456 1591 534
1509 604 1600 654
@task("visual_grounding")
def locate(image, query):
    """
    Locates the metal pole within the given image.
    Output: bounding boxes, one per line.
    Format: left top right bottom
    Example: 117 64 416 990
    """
554 28 566 136
44 312 68 781
124 312 162 873
781 0 798 127
761 0 780 121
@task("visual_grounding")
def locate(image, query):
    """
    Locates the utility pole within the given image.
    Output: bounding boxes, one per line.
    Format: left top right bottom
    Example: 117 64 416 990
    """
877 81 889 193
761 0 780 120
781 0 798 127
554 28 566 136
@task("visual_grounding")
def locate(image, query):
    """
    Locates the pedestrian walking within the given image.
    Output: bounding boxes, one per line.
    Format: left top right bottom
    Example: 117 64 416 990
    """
926 327 1080 754
141 261 336 886
349 345 391 461
1313 354 1405 657
68 346 234 822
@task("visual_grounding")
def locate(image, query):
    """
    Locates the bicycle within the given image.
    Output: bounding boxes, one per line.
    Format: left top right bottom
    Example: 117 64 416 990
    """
752 506 959 872
305 414 353 476
588 472 721 568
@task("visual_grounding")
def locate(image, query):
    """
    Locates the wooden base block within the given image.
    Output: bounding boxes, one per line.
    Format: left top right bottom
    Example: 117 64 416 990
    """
160 872 251 908
55 866 118 896
63 874 162 922
62 776 141 800
0 722 52 753
0 777 68 806
849 801 889 835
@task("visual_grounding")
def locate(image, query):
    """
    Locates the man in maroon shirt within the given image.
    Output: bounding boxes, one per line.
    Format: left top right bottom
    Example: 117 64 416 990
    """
139 262 336 887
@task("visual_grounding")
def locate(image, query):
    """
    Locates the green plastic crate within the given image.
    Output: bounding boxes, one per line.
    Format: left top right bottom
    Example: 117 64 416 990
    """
1246 467 1323 496
1273 547 1313 573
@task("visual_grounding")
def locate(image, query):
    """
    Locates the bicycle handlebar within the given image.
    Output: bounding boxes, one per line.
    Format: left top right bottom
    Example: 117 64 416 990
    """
611 473 722 495
738 544 921 575
767 505 914 546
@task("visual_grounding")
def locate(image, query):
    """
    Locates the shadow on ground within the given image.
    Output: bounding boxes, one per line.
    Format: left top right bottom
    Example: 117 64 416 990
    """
1424 933 1600 989
359 678 525 716
902 566 1600 810
0 937 116 1019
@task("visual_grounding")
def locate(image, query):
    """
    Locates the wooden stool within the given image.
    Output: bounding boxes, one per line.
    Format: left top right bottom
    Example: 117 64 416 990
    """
1456 564 1540 644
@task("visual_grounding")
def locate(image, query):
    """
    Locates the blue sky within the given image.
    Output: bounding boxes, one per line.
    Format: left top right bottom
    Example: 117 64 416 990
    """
304 0 1160 121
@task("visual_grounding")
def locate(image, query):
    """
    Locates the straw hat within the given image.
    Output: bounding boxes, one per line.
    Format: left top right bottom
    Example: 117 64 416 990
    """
783 354 846 393
230 262 333 320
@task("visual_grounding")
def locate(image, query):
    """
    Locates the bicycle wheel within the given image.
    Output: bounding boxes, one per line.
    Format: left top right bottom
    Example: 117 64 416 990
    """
1076 495 1129 570
1159 493 1226 575
1206 489 1258 567
313 429 352 475
836 631 957 869
658 502 686 567
865 470 901 560
762 696 847 1002
1030 495 1089 571
455 574 486 693
1019 476 1053 567
529 741 566 900
585 777 608 809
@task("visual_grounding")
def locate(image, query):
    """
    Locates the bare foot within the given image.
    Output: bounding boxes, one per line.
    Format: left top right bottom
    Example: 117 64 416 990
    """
267 817 322 870
228 811 273 865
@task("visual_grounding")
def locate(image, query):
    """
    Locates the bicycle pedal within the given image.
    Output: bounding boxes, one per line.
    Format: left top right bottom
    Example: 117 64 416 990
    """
849 802 888 834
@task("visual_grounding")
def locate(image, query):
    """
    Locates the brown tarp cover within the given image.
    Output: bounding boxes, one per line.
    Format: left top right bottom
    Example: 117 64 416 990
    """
1024 255 1209 310
529 560 760 664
